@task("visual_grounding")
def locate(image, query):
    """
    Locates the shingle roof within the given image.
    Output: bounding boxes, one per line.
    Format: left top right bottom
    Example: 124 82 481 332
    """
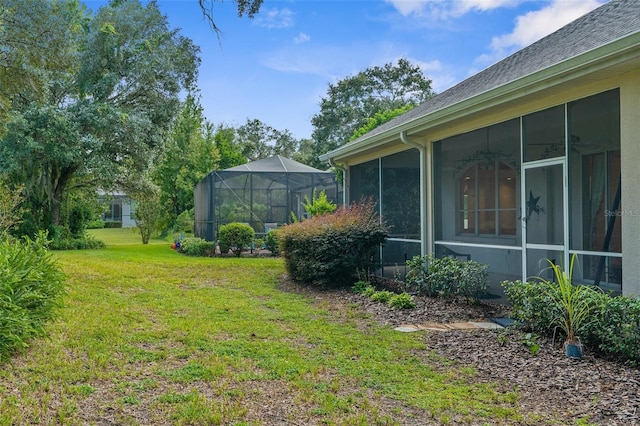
346 0 640 145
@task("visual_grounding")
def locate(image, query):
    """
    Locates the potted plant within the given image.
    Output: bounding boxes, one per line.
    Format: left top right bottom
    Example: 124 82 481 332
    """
539 255 598 358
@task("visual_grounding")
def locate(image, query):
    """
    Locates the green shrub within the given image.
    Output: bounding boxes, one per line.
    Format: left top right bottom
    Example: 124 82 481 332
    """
504 276 640 364
501 280 561 334
86 219 105 229
362 286 376 297
47 227 106 250
352 280 373 294
218 223 255 257
370 290 394 303
264 230 279 255
174 209 194 234
388 292 416 310
406 255 488 299
104 221 122 228
583 295 640 364
302 190 337 218
277 200 387 288
178 237 215 257
502 278 604 341
0 233 66 361
68 203 93 238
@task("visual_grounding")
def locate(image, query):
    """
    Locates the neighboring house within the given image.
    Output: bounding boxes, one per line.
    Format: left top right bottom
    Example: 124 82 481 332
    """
194 155 342 241
98 190 137 228
320 0 640 297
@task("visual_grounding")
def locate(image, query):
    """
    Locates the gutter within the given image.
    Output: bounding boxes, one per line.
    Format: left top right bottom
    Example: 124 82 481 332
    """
327 158 348 205
399 131 431 257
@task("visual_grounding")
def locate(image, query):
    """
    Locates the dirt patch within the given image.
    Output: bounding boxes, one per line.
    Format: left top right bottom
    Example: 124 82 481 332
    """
278 276 640 425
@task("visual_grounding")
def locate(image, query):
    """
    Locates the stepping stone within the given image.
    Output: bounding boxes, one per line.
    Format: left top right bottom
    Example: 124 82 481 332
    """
394 321 503 332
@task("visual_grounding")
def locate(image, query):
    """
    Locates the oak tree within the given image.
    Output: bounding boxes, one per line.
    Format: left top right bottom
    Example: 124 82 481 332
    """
310 58 434 169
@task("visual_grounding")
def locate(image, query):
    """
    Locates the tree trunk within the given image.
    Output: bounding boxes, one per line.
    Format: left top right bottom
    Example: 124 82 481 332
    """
50 166 76 227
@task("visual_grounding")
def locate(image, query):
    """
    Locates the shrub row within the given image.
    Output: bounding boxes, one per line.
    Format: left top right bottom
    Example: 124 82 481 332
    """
405 255 489 299
0 233 66 361
48 236 106 250
503 280 640 364
178 237 216 256
175 223 270 257
278 201 387 288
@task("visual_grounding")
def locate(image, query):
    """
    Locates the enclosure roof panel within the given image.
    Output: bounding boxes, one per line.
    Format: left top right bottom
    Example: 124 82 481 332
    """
224 155 330 173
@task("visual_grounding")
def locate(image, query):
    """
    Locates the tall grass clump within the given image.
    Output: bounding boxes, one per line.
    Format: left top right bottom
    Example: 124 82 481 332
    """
0 232 66 361
277 200 387 287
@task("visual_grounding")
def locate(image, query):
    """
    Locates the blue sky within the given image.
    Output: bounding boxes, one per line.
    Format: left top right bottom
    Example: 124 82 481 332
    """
84 0 608 140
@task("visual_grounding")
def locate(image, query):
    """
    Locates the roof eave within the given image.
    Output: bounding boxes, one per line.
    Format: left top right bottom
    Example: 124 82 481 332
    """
320 31 640 163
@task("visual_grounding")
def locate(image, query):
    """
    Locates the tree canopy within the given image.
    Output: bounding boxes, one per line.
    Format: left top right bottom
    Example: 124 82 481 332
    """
309 58 434 169
0 0 200 233
235 118 299 162
152 94 220 221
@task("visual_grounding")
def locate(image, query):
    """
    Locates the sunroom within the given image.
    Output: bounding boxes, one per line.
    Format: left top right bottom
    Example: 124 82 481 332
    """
320 0 640 297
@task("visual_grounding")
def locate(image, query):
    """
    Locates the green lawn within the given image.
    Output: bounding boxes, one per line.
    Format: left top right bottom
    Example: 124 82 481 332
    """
0 230 530 425
87 227 169 246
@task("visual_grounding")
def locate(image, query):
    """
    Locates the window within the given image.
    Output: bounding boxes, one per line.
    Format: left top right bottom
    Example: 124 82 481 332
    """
459 161 517 236
350 159 380 204
523 105 565 162
568 89 621 289
434 118 520 244
381 149 420 239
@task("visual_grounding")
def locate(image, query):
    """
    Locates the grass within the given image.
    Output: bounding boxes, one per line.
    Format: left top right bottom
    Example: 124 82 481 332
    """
0 229 529 425
86 227 168 246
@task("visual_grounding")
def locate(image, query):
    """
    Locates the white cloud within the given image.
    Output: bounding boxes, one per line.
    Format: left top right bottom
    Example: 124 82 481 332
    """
260 45 347 76
384 0 426 17
294 32 310 44
254 7 294 29
415 58 442 72
492 0 603 51
385 0 522 19
475 0 605 68
410 58 458 92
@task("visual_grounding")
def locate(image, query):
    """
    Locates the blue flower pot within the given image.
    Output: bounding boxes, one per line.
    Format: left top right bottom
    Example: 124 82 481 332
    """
564 342 583 359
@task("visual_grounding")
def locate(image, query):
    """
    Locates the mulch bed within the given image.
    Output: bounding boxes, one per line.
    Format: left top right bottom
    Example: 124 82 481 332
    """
279 276 640 425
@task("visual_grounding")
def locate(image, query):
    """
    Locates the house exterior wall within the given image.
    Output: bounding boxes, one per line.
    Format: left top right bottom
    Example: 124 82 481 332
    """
121 199 136 228
620 69 640 296
342 73 637 295
100 192 137 228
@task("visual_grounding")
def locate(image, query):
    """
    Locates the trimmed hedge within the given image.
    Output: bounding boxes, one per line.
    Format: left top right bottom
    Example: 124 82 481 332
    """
218 223 255 257
0 233 66 361
277 200 387 288
48 236 106 250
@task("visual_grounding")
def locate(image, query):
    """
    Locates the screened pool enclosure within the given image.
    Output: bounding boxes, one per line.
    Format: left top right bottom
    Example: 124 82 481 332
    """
194 156 341 241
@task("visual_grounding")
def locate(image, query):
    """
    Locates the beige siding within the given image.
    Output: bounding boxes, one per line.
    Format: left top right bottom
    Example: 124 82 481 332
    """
620 69 640 296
